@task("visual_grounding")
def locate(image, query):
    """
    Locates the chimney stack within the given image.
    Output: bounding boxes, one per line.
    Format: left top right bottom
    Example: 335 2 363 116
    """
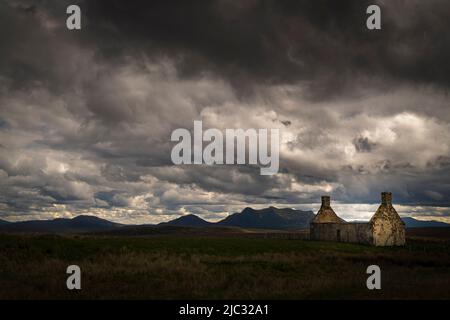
321 196 331 208
381 192 392 205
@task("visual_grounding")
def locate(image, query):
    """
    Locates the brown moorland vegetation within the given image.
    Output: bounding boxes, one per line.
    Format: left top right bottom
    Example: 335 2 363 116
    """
0 227 449 299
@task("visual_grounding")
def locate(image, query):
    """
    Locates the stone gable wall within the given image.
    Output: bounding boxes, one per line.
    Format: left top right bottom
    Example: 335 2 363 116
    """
372 209 405 246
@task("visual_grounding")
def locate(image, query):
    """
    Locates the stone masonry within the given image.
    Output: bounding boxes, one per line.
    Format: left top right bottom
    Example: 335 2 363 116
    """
310 192 405 246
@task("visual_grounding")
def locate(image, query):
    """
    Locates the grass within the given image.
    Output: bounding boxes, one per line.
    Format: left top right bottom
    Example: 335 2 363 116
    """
1 233 450 299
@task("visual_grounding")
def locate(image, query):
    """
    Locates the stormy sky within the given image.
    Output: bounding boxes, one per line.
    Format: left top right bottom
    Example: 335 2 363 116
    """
1 0 449 223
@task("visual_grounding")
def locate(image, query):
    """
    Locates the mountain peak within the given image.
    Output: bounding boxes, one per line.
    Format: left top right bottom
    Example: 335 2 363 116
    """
72 215 108 222
160 214 212 227
218 206 315 229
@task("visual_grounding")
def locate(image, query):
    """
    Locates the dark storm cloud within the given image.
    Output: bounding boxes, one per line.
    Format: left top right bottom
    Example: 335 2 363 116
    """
3 0 450 97
353 136 377 153
0 0 450 223
75 0 450 98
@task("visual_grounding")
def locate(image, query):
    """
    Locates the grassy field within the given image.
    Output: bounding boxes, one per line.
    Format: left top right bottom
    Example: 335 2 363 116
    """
1 230 450 299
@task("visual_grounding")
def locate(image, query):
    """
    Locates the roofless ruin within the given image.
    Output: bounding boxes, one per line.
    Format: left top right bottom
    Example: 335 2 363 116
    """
310 192 406 246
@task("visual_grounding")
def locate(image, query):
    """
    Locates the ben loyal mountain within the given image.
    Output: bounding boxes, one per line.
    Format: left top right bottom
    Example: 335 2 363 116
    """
160 207 315 229
217 207 314 229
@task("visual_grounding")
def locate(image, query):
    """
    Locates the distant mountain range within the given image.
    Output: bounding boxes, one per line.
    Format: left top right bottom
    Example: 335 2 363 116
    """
0 209 448 234
216 207 315 229
0 215 121 233
0 219 10 226
158 207 314 229
401 217 450 228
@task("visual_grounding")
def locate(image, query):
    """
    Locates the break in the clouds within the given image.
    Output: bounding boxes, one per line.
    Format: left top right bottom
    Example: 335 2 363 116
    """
0 0 449 223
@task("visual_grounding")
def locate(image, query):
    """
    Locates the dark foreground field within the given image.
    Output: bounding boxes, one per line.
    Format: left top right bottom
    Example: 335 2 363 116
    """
1 228 450 299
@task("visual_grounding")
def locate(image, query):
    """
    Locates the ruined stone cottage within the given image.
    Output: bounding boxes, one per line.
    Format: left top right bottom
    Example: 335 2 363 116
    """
310 192 405 246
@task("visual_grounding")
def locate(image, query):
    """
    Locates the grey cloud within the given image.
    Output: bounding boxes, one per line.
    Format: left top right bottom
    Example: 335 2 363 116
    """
354 136 377 153
0 1 449 223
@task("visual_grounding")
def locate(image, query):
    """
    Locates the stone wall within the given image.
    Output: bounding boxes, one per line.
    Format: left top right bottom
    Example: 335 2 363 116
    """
310 223 342 242
372 219 405 246
340 223 373 244
310 222 373 245
371 192 406 246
